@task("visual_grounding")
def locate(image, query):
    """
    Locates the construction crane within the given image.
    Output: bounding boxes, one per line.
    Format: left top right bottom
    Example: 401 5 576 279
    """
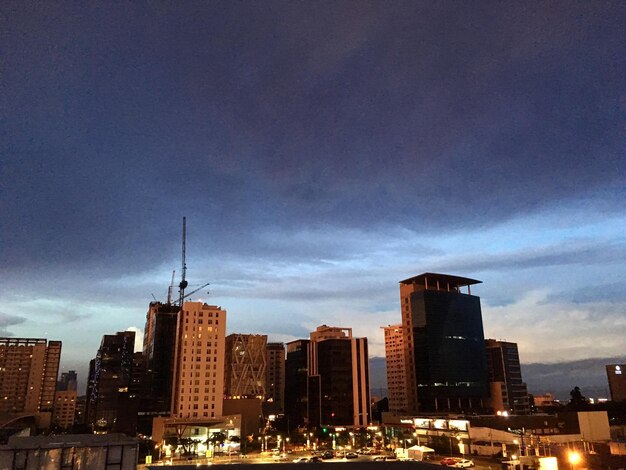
178 217 188 306
179 282 210 304
166 270 176 305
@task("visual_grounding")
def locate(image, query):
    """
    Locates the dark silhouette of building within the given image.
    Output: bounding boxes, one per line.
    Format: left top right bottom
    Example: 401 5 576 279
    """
265 342 285 413
485 339 530 414
399 273 489 413
285 339 310 428
86 331 140 435
57 370 77 391
140 301 180 430
606 364 626 402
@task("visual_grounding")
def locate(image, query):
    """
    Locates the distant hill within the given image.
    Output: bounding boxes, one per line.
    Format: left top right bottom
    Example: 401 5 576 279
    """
369 355 626 402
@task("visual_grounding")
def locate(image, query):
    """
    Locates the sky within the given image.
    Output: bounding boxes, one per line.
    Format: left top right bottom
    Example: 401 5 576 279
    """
1 2 625 394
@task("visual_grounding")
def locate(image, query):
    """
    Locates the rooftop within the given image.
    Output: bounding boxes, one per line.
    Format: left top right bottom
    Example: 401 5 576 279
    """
399 272 482 287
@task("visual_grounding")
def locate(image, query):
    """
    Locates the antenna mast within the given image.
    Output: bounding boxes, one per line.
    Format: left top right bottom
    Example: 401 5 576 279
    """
178 217 188 306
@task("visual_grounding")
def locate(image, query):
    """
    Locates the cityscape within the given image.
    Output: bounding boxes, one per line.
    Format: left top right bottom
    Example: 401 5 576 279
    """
1 252 625 469
2 2 625 470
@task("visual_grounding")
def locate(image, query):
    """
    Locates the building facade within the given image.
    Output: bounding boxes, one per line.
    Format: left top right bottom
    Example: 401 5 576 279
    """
308 325 370 427
142 301 181 420
606 364 626 402
399 273 489 413
224 334 267 398
0 337 61 428
86 331 140 434
170 302 226 419
383 324 408 413
265 342 285 411
285 339 310 428
485 339 530 414
53 389 77 429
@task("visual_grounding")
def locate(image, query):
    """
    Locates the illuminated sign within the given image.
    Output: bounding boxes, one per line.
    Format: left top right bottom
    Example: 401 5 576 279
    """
616 365 622 375
433 419 447 430
400 419 414 424
414 419 431 429
449 420 469 431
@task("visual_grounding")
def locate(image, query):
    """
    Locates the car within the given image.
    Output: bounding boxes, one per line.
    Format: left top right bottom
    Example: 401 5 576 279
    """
321 451 334 459
440 457 460 466
345 452 358 459
293 457 310 463
373 456 396 462
309 456 323 463
273 453 290 461
453 459 475 468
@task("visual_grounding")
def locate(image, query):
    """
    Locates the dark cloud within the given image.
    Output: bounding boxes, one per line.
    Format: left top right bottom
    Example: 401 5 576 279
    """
1 2 624 277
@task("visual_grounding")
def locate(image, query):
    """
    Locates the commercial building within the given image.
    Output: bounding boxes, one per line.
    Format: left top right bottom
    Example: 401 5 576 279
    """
485 339 530 414
383 324 409 413
142 301 181 420
85 331 142 434
606 364 626 402
265 342 285 412
170 302 226 420
224 334 267 398
398 273 489 413
57 370 77 391
285 339 310 428
0 337 61 429
308 325 370 427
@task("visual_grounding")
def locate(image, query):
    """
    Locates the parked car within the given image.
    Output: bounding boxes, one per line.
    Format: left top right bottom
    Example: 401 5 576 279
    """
321 451 335 459
345 452 358 459
273 453 290 461
293 457 310 463
453 459 475 468
440 457 460 466
309 456 323 463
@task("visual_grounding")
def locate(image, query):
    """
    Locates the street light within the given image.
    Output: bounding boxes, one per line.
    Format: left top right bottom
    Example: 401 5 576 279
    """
568 450 581 470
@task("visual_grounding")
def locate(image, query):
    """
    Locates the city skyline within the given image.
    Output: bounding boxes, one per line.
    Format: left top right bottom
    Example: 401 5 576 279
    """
1 2 624 395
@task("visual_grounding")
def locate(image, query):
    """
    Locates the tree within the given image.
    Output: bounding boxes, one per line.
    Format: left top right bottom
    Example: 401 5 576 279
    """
569 386 588 408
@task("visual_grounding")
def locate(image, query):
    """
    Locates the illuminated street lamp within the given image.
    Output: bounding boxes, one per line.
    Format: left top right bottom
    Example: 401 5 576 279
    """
568 450 581 470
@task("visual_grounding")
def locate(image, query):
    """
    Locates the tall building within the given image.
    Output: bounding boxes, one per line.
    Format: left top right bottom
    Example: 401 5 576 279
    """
224 334 267 399
399 273 488 413
485 339 530 414
170 302 226 419
383 325 409 413
285 339 310 428
606 364 626 402
142 302 181 419
265 342 285 411
308 325 370 427
0 338 61 428
86 331 140 434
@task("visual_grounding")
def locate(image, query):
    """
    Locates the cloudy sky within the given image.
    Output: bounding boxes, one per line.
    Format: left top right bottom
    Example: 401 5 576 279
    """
1 2 625 393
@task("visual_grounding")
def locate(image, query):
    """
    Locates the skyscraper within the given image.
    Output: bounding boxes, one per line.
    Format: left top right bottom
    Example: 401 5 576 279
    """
308 325 370 427
0 337 61 429
383 325 409 413
86 331 140 434
285 339 310 428
142 301 180 419
265 342 285 411
170 302 226 419
399 273 488 413
485 339 530 414
224 334 267 399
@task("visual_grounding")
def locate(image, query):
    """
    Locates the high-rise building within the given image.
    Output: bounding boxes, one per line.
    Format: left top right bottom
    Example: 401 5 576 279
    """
224 334 267 399
0 338 61 429
485 339 530 414
285 339 310 428
399 273 488 413
606 364 626 402
383 325 409 413
170 302 226 419
86 331 140 434
308 325 370 427
142 302 181 419
265 342 285 411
